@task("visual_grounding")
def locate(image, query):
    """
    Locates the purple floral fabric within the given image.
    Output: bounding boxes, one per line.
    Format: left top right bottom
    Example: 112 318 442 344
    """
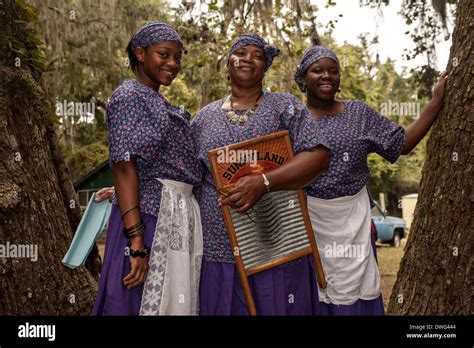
305 100 405 200
191 92 330 263
106 79 201 217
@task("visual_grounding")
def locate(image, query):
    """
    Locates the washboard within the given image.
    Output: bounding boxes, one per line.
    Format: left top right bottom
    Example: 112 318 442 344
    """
208 131 327 315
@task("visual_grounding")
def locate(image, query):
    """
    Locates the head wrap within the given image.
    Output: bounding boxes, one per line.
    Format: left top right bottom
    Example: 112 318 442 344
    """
228 33 280 72
131 21 183 50
294 46 340 92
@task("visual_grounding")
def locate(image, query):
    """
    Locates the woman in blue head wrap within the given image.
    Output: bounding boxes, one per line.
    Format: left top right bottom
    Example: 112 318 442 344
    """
294 45 448 315
93 21 203 315
191 34 331 315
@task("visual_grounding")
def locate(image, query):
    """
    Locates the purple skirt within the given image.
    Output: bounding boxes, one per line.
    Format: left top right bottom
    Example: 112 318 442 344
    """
316 231 385 316
92 205 157 315
199 255 320 315
199 231 384 316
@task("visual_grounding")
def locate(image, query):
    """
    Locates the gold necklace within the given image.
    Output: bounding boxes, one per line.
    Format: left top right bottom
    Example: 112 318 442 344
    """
225 91 263 125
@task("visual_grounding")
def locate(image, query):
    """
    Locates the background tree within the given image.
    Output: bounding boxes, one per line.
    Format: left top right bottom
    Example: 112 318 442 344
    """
362 0 456 98
0 0 97 314
387 0 473 315
30 0 168 181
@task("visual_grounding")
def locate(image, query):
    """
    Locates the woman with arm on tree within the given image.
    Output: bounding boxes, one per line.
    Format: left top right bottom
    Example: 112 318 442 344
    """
294 45 448 315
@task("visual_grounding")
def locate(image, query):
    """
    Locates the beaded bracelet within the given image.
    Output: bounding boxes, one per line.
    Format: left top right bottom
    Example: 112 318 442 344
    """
124 246 150 258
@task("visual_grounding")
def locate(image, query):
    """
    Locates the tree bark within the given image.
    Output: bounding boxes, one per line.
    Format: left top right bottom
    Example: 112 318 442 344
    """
0 0 97 314
45 120 101 278
387 0 473 315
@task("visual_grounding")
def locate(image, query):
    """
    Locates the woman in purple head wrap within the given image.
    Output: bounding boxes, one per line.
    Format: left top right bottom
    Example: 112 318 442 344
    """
294 45 448 315
191 34 331 315
227 33 280 72
92 21 203 316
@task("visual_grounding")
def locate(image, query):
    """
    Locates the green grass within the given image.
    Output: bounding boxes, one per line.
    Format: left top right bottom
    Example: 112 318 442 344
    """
377 238 406 309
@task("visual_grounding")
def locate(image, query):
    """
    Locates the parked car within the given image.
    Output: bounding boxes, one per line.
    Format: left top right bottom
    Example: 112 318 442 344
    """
371 202 406 248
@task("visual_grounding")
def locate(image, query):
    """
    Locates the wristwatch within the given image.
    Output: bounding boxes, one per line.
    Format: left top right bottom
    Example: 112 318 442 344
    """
261 173 270 193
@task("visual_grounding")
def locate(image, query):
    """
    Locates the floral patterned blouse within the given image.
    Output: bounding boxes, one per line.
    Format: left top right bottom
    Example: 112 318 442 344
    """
191 92 330 262
305 100 405 199
106 79 201 217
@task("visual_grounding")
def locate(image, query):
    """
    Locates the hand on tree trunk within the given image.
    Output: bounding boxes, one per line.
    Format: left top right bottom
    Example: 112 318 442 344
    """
401 71 450 155
432 71 449 104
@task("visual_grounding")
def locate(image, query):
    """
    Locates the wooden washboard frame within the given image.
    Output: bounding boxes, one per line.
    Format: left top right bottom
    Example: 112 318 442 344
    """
208 130 327 315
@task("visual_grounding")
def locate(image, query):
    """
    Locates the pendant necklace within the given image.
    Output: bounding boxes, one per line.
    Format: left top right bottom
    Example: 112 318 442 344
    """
225 91 264 125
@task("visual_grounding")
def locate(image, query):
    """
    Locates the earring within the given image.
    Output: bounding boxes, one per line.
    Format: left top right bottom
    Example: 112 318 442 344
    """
337 88 341 93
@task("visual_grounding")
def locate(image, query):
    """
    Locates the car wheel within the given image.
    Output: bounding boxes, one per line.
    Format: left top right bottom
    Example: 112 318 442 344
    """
391 231 401 248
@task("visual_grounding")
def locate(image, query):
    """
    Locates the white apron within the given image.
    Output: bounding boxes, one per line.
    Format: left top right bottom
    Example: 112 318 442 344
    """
307 186 381 305
139 179 203 315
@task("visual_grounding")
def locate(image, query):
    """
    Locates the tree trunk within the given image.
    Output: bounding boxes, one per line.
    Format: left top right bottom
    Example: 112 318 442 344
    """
0 0 97 314
387 0 473 315
45 119 101 278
